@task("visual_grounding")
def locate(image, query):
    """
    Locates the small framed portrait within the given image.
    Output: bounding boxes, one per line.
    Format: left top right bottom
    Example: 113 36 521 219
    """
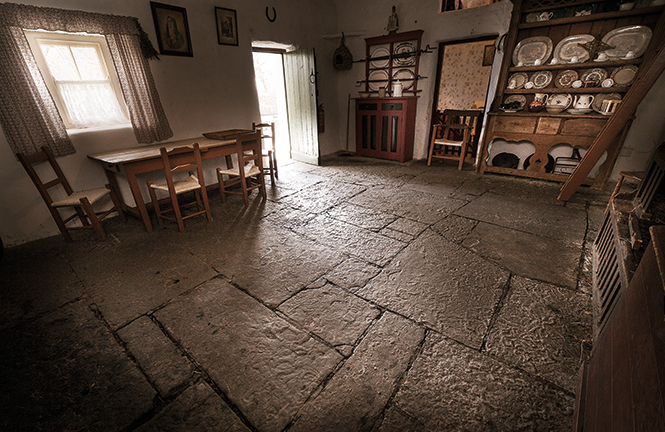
215 7 238 46
483 44 495 66
150 2 193 57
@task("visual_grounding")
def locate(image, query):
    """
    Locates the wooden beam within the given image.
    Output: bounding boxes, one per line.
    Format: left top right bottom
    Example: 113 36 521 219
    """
558 10 665 201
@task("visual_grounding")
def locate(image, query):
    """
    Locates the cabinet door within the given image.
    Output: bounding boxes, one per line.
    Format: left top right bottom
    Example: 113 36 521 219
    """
356 101 405 161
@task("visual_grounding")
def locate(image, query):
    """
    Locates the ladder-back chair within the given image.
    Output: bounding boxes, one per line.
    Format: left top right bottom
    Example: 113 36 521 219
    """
252 121 277 184
217 130 267 206
428 109 482 170
17 146 125 242
147 143 213 231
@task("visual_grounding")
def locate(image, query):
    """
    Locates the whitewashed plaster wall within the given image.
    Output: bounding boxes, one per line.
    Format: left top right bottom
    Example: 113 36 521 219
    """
0 0 338 246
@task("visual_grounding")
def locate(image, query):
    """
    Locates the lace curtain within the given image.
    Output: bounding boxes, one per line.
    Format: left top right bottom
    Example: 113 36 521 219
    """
0 3 173 156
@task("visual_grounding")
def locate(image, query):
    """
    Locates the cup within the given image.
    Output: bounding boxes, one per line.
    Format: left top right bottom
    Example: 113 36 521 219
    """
534 59 542 66
524 81 534 89
570 56 579 63
517 61 524 67
601 99 620 115
571 80 583 88
620 2 635 10
550 58 559 65
596 52 608 61
624 51 636 59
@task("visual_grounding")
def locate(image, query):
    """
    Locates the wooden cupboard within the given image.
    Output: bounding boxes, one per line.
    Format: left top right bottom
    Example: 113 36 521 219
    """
478 0 664 188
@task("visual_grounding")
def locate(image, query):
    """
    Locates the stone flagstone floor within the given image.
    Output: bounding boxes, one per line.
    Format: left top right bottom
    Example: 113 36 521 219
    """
0 155 608 431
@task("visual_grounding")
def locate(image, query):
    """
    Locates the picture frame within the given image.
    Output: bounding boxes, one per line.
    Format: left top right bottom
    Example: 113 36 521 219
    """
150 2 193 57
483 44 495 66
215 7 238 46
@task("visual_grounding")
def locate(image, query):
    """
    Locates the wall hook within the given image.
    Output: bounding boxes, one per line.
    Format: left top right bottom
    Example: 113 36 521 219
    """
266 7 276 22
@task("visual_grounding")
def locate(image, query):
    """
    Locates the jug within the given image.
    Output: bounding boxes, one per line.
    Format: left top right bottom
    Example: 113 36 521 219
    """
392 80 403 97
573 94 594 109
529 93 548 112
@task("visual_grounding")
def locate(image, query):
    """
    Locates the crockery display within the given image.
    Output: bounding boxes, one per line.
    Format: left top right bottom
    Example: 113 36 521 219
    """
500 95 527 112
393 42 416 66
580 68 608 84
369 46 390 68
610 65 638 86
392 69 415 90
592 93 622 113
555 69 579 88
367 70 389 91
507 72 529 89
530 70 553 89
513 36 553 66
552 34 595 63
601 25 652 59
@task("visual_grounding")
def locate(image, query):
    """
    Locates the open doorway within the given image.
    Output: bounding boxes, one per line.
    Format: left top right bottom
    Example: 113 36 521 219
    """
252 45 321 166
252 48 290 165
430 37 497 165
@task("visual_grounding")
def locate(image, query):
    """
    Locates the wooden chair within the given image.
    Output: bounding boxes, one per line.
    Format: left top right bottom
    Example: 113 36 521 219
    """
17 146 125 242
606 170 644 212
217 130 267 206
252 121 277 184
147 143 212 231
427 109 482 170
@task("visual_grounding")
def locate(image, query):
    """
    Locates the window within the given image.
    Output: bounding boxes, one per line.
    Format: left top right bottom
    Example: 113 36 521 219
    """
24 31 130 130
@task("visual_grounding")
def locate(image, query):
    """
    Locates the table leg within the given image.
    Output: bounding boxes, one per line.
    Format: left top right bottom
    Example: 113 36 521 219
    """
125 166 153 232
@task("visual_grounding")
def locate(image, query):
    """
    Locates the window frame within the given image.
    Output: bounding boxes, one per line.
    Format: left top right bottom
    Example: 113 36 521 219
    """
23 30 130 130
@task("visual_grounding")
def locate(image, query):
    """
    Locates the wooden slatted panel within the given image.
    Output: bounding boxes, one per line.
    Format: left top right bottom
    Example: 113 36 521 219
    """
593 210 624 336
283 48 320 165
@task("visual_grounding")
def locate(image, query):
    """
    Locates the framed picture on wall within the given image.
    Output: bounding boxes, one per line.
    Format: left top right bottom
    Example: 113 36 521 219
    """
150 2 193 56
483 44 495 66
215 7 238 46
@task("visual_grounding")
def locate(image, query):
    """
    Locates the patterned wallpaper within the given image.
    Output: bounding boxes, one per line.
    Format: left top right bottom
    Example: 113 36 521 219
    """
437 40 493 111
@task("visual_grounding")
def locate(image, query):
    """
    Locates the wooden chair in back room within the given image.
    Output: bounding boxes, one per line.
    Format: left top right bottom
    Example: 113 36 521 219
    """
217 130 267 206
147 142 213 231
428 109 482 170
17 146 126 241
252 121 277 184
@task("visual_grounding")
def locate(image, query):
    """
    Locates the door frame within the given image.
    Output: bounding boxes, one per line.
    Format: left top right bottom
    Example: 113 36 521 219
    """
429 35 499 163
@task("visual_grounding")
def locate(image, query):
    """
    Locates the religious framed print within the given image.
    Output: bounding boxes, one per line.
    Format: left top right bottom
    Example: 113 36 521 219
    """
215 7 238 46
150 2 193 56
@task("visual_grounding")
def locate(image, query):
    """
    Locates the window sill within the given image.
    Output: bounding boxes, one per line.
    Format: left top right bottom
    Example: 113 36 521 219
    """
67 123 132 136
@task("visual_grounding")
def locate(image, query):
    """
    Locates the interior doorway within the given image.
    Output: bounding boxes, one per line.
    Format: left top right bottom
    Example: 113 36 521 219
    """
430 37 497 164
252 49 290 164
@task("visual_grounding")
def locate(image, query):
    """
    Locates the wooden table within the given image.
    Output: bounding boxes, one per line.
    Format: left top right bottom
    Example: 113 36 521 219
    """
88 136 251 231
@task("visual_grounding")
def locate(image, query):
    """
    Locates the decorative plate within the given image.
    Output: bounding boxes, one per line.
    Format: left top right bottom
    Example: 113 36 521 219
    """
555 69 579 88
392 68 415 90
507 72 529 89
531 70 553 88
369 46 390 68
611 65 638 86
552 34 595 63
602 26 652 60
580 68 608 83
367 70 389 91
592 93 622 113
501 95 527 112
393 42 416 66
547 93 573 109
513 36 553 66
